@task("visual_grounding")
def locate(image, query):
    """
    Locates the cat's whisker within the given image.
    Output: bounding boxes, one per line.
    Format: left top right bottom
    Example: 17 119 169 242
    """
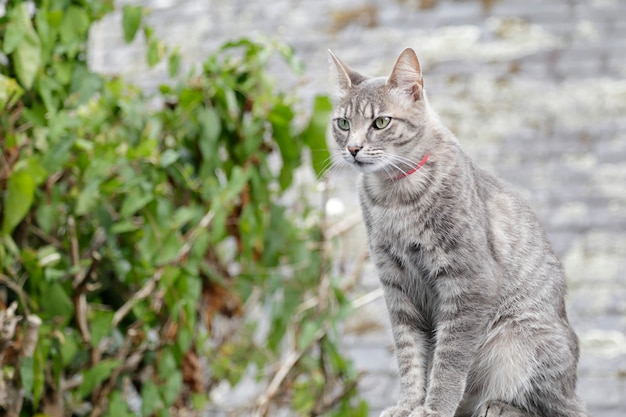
318 157 347 182
317 156 336 178
315 149 344 179
384 153 436 185
383 158 412 178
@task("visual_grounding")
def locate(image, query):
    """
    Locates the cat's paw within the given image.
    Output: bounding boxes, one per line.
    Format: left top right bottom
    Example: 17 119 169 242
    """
379 404 413 417
408 407 445 417
478 401 528 417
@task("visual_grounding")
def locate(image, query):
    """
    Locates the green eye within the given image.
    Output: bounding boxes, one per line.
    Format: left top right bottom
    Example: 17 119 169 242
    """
337 118 350 131
373 116 391 129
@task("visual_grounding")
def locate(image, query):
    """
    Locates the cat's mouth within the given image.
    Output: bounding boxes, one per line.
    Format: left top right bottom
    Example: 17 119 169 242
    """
350 159 379 173
352 160 374 168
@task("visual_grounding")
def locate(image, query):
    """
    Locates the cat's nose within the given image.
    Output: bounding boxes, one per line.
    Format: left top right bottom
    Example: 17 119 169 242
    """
347 145 362 157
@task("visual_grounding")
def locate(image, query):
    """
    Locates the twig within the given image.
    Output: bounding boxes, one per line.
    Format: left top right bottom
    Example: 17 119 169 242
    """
253 329 325 417
311 375 361 416
177 207 215 261
68 216 80 283
112 268 163 328
0 273 31 316
20 315 42 357
3 309 42 417
67 216 91 346
89 326 140 417
351 288 384 310
0 302 19 354
323 212 362 241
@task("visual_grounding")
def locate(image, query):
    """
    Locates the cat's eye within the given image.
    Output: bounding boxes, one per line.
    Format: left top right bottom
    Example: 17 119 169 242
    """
336 118 350 131
373 116 391 129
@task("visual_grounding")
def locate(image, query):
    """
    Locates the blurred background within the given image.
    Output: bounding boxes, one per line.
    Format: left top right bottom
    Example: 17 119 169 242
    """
1 0 625 416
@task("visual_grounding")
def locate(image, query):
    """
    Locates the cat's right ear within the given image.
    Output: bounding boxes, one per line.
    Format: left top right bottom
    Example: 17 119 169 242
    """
328 50 366 100
387 48 424 101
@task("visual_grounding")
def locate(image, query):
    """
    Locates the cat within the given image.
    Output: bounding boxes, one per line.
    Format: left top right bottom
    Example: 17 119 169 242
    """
328 48 589 417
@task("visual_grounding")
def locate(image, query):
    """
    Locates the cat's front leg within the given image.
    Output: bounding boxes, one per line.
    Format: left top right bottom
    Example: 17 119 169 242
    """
423 273 495 417
380 284 429 417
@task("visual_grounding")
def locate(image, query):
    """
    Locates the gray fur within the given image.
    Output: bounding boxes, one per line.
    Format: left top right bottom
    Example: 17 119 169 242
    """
328 48 588 417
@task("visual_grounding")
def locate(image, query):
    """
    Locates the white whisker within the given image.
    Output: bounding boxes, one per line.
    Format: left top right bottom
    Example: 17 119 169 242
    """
384 153 436 185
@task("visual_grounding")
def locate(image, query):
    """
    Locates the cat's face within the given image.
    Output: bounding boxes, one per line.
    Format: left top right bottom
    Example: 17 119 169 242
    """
329 49 429 178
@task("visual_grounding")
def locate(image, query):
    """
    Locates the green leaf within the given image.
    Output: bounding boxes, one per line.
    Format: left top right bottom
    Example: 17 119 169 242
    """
10 5 42 89
120 189 153 217
36 204 56 234
110 220 140 234
141 380 163 417
66 6 90 35
191 393 210 411
39 282 73 322
75 181 101 216
176 327 193 353
2 4 28 54
105 391 134 417
89 310 114 347
69 64 103 105
297 320 320 351
198 108 221 167
270 102 297 161
41 135 75 172
19 157 48 186
157 350 178 378
33 336 46 407
302 95 332 177
0 74 24 109
160 370 183 406
79 359 121 398
147 37 162 68
60 330 79 367
52 61 73 85
122 5 143 43
160 149 179 167
157 232 183 265
293 378 317 413
2 167 35 234
168 48 181 77
59 6 90 58
20 356 35 394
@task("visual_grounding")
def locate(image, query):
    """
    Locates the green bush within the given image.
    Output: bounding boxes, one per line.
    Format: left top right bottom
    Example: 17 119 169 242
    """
0 2 365 416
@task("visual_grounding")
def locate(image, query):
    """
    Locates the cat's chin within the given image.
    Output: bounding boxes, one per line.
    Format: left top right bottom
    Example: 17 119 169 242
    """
349 160 381 174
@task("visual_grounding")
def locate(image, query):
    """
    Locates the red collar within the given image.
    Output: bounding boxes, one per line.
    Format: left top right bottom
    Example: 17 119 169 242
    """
394 153 430 180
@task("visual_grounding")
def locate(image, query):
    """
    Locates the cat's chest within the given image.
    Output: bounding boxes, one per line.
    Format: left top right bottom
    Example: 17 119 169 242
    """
368 204 423 243
358 186 453 275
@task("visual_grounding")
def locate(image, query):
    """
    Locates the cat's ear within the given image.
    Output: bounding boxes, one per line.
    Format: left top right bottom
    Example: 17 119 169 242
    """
328 50 366 99
387 48 424 100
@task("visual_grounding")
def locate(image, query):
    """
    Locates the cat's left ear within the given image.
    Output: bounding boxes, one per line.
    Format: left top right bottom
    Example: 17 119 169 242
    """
387 48 424 101
328 50 367 99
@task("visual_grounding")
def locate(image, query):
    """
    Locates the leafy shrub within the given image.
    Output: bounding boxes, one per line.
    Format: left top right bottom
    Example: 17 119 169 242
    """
0 2 365 416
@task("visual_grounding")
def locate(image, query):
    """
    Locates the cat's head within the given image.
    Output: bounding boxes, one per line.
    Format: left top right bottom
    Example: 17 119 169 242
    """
328 48 431 178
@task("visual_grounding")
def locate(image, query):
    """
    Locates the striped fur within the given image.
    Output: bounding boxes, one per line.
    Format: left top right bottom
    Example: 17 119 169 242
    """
329 49 588 417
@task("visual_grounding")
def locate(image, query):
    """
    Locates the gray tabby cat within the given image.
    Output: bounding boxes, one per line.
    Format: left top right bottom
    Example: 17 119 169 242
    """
328 48 589 417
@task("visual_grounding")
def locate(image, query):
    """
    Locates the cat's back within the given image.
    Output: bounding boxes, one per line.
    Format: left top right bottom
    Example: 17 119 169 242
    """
474 165 560 272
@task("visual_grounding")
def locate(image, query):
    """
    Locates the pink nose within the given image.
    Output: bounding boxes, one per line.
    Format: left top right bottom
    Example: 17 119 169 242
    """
347 146 362 157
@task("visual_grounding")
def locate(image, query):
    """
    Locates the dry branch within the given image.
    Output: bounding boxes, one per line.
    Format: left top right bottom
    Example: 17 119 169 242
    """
253 329 325 417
